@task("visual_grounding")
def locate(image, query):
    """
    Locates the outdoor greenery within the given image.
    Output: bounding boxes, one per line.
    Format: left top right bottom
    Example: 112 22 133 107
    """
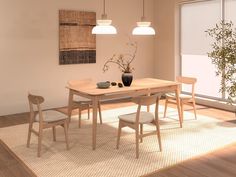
206 21 236 103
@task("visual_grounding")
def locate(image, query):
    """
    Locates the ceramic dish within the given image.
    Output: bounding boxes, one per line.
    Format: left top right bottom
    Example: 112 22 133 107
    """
96 82 110 89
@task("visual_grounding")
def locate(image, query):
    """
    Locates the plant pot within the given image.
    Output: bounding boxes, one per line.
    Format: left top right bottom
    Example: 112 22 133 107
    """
122 72 133 86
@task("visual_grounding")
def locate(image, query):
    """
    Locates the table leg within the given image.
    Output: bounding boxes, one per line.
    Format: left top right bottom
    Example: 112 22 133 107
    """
175 86 183 128
68 90 73 122
92 96 98 150
147 92 150 112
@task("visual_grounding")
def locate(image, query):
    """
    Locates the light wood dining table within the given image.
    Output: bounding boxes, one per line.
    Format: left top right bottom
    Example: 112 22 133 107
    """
67 78 182 150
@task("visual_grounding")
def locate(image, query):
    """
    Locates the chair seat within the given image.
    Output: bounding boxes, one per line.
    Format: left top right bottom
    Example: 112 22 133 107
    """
166 93 192 100
118 111 154 124
35 110 67 122
73 96 91 103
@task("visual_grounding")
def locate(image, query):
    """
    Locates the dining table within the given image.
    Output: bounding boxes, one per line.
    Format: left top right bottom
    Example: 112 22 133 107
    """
67 78 182 150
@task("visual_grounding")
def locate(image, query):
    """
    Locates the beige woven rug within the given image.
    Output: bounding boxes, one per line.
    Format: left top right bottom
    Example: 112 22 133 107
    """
1 106 236 177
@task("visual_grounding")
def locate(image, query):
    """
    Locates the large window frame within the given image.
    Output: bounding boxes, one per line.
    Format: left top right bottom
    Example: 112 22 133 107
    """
179 0 233 102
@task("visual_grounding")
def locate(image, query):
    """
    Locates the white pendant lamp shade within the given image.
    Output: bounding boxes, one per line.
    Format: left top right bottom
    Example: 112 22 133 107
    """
132 0 156 35
132 21 155 35
92 25 117 34
92 0 117 34
92 19 117 34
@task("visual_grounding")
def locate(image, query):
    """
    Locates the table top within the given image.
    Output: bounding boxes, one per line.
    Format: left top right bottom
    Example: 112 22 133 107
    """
68 78 179 96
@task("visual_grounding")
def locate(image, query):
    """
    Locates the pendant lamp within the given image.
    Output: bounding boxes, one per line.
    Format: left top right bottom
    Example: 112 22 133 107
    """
132 0 155 35
92 0 117 34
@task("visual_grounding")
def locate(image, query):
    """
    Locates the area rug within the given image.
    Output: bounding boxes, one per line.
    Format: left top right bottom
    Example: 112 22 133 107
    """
1 106 236 177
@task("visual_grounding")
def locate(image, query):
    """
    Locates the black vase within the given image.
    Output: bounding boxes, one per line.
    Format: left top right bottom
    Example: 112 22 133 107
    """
122 72 133 86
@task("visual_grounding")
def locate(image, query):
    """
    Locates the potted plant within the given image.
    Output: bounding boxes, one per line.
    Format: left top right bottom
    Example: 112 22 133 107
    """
206 21 236 103
102 41 137 86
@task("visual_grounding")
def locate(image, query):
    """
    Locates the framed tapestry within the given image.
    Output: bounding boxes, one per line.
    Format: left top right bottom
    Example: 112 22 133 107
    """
59 10 96 65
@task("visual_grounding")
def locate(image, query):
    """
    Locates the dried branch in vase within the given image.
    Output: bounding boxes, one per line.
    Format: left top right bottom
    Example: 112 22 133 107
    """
102 41 137 73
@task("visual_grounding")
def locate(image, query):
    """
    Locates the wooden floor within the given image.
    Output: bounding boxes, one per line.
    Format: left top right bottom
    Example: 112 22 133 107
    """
1 100 236 177
0 139 37 177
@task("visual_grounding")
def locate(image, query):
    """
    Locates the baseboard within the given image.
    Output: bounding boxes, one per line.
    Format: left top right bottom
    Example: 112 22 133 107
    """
196 97 236 112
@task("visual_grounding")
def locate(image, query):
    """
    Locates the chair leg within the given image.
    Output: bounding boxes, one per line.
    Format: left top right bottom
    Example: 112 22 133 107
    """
164 99 168 118
52 126 56 141
116 120 122 149
155 120 162 152
27 121 33 148
155 98 162 152
180 101 184 121
147 106 150 112
135 129 139 159
64 120 69 150
78 108 82 128
140 124 143 143
193 101 197 119
98 102 102 124
87 106 90 120
38 128 43 157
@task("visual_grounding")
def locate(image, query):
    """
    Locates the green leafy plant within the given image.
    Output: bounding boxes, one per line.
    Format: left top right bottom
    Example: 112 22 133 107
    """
206 21 236 102
102 41 137 73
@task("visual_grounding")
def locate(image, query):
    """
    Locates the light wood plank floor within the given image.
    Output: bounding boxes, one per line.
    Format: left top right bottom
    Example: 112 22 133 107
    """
0 100 236 177
0 139 37 177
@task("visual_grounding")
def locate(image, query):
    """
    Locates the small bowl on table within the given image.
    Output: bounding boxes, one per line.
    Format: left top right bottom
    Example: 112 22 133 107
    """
96 81 110 89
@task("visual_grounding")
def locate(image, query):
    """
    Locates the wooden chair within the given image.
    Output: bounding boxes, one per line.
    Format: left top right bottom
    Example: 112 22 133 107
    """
116 94 162 159
27 93 69 157
68 79 102 128
164 76 197 120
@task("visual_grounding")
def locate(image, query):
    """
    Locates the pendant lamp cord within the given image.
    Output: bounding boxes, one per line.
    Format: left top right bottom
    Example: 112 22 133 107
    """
103 0 106 15
141 0 145 21
102 0 107 19
142 0 145 18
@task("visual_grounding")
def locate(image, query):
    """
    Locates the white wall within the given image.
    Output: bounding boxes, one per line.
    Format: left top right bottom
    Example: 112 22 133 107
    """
154 0 200 81
154 0 176 81
0 0 155 115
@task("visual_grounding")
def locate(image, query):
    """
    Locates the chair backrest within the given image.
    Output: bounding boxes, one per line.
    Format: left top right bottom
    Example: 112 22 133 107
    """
132 94 161 123
28 93 45 123
132 94 160 106
67 79 92 87
176 76 197 98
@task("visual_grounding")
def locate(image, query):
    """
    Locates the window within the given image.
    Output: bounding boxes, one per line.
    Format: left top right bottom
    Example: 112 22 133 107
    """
180 0 235 100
